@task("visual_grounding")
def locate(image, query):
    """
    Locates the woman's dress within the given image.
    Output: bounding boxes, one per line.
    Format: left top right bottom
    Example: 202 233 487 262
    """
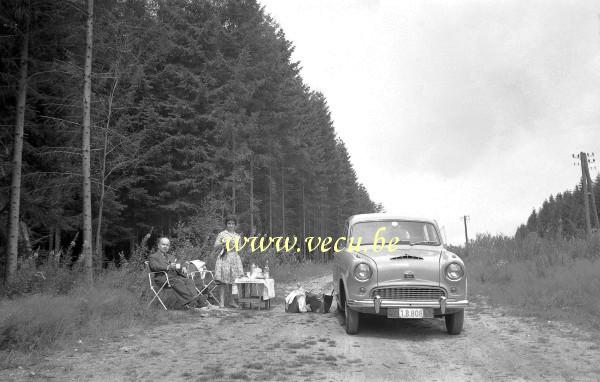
213 230 244 284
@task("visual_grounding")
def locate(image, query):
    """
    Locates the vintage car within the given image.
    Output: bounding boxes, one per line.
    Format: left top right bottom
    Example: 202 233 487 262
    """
333 213 468 335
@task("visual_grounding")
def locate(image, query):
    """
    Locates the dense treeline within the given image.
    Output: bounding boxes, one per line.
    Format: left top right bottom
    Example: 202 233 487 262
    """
0 0 380 277
515 174 600 240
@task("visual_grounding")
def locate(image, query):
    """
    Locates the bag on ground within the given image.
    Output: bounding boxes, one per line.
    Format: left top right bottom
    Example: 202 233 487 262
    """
306 293 323 312
285 289 309 313
322 290 334 313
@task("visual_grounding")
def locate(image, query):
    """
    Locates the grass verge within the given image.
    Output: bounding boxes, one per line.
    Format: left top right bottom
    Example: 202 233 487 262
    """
461 234 600 330
0 258 330 369
0 266 170 369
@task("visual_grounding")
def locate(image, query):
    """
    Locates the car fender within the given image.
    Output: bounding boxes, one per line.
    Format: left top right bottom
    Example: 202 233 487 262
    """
342 251 378 301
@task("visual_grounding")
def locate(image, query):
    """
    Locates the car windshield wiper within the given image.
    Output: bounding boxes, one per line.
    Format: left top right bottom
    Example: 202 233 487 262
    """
410 241 439 246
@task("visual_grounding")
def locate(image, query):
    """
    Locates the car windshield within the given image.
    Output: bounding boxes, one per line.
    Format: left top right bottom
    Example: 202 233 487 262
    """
350 220 441 246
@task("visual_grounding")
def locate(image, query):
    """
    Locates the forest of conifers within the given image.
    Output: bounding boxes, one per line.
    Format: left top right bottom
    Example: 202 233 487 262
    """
516 174 600 241
0 0 381 281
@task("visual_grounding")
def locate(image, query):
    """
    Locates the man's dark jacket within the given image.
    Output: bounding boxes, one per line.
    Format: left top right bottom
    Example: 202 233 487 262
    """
148 250 202 307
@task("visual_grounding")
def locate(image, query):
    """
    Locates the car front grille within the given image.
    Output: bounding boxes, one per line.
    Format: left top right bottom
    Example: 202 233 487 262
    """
371 286 446 301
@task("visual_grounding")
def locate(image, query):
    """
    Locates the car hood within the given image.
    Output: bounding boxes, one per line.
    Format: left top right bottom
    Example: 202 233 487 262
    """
359 245 442 285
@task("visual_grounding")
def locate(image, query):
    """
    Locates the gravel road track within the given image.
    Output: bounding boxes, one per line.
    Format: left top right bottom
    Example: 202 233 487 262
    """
2 274 599 381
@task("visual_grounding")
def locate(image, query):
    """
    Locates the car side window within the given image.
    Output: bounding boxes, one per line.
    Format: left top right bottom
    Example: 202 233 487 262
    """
425 224 439 243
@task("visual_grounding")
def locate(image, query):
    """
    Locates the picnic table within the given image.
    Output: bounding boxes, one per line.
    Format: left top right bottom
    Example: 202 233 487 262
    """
234 277 275 310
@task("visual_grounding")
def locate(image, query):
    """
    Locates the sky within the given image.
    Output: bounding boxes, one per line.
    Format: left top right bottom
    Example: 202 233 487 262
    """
259 0 600 245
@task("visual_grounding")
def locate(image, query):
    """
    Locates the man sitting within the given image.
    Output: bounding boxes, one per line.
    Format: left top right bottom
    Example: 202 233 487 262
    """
149 237 213 311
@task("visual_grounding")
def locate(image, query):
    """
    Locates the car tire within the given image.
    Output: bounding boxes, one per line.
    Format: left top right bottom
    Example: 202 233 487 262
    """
337 294 344 314
345 297 359 334
445 309 464 335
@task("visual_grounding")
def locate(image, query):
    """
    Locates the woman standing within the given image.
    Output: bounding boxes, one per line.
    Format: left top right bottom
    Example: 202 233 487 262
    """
213 216 244 308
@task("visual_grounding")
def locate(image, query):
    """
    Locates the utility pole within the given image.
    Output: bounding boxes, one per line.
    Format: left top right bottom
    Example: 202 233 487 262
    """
463 215 470 255
573 152 598 237
581 161 591 237
582 153 599 230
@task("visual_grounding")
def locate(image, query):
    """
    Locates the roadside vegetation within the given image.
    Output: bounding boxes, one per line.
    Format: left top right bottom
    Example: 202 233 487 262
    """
0 241 161 368
0 236 329 369
454 233 600 329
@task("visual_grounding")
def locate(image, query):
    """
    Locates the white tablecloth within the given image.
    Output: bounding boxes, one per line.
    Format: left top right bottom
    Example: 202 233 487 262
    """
234 277 275 300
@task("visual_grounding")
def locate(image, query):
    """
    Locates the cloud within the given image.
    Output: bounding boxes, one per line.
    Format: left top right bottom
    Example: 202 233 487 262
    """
260 0 600 243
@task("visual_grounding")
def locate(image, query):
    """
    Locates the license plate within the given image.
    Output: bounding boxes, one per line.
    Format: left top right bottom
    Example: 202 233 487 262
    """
387 308 423 319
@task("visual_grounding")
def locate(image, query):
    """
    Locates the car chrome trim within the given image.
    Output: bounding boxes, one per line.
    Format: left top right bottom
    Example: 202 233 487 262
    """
391 255 423 261
353 262 372 282
348 298 468 309
444 262 464 281
370 286 446 300
373 295 381 313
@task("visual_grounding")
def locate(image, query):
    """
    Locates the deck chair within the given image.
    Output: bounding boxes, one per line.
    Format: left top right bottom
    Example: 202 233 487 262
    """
145 261 171 310
187 260 221 306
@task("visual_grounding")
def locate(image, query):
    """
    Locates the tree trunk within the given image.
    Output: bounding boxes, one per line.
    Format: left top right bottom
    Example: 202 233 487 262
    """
281 162 285 236
66 231 79 263
249 157 254 231
19 221 32 257
4 12 29 285
94 77 117 271
231 125 236 215
268 163 272 237
302 181 306 261
49 227 54 254
129 236 135 256
52 225 61 264
81 0 95 285
54 225 61 255
96 233 103 269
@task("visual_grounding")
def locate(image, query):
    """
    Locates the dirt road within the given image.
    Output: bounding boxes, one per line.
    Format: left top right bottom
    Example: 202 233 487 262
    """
3 275 600 382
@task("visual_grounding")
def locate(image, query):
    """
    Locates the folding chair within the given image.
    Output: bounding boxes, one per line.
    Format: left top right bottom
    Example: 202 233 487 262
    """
187 260 221 306
145 261 171 310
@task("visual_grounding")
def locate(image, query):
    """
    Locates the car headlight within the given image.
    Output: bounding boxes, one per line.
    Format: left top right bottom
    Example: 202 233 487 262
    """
353 263 372 281
445 262 464 281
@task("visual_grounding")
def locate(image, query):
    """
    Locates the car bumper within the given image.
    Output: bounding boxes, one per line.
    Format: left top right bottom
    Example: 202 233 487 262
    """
347 297 468 315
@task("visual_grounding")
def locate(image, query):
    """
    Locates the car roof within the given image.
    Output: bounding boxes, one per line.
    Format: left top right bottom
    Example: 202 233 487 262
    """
348 213 437 226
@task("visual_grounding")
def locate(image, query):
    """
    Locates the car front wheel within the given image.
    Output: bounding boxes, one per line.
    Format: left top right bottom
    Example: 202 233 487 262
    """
337 294 344 314
345 296 359 334
445 309 464 335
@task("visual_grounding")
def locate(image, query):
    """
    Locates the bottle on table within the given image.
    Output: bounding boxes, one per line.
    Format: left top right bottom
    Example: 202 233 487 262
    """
264 260 270 279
